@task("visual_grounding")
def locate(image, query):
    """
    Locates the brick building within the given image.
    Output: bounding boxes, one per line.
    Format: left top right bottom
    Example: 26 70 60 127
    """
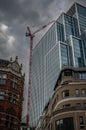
0 57 25 130
36 67 86 130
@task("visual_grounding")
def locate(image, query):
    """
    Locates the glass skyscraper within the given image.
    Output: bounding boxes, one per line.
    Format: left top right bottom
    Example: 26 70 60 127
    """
29 3 86 127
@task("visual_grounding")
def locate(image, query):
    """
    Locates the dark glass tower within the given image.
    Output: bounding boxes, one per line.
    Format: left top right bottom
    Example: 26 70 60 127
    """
30 3 86 127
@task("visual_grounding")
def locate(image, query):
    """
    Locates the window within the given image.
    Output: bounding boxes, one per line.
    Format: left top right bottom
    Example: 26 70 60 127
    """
0 73 7 84
75 89 80 96
83 103 86 107
79 73 86 79
63 104 70 108
79 116 84 129
62 90 69 98
82 89 86 96
56 117 74 130
76 103 81 107
0 90 5 100
9 93 16 104
61 44 69 66
11 76 18 89
79 116 84 125
72 38 85 67
57 22 64 42
5 115 14 128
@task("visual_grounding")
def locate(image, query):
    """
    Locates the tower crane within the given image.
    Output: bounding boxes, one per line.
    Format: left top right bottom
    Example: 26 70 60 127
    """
25 20 55 126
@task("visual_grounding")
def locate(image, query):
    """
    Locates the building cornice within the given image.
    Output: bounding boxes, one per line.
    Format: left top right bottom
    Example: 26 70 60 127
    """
54 97 86 111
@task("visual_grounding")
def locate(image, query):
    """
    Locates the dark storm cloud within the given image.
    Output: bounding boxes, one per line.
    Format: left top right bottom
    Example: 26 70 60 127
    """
0 0 55 25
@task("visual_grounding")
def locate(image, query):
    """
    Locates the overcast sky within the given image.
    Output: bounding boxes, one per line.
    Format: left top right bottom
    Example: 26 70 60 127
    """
0 0 86 120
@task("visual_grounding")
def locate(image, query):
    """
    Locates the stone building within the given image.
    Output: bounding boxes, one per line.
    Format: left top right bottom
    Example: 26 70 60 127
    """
0 57 25 130
36 67 86 130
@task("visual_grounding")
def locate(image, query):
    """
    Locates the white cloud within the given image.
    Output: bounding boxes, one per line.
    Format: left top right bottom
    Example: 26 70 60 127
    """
7 35 15 47
0 23 8 33
0 22 15 46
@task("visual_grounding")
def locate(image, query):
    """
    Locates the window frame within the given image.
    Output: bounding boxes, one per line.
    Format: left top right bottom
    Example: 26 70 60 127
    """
75 89 80 96
9 92 16 104
11 76 18 89
0 73 7 85
5 115 14 128
79 116 84 129
62 90 69 98
82 89 86 96
0 89 5 100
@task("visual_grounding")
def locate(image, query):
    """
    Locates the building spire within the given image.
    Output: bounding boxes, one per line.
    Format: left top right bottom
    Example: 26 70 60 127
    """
15 56 18 62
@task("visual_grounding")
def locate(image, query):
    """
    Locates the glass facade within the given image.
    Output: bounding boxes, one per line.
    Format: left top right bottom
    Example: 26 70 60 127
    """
64 14 79 40
56 13 79 42
30 3 86 127
44 44 60 104
60 43 69 67
57 22 64 42
30 24 57 126
81 31 86 60
67 3 86 33
72 37 85 67
77 4 86 32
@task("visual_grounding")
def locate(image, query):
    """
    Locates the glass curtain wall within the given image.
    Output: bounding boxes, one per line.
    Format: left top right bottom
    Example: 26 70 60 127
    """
64 14 79 40
81 31 86 60
60 43 70 67
77 4 86 32
72 37 85 67
30 24 57 126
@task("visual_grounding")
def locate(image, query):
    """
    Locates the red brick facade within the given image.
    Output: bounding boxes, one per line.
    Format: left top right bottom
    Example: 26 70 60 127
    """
0 57 24 130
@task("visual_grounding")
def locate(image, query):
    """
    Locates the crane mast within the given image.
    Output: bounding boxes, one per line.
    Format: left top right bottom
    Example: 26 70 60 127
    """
26 20 55 126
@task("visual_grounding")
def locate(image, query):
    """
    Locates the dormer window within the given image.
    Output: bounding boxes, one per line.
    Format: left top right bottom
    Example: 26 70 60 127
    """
64 70 73 77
